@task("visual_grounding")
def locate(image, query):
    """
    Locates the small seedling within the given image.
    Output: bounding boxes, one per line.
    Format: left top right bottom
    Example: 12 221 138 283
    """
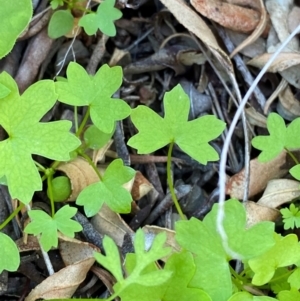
48 0 122 38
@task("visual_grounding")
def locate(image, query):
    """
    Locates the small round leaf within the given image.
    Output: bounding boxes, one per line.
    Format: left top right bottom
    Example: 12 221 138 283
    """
48 10 74 39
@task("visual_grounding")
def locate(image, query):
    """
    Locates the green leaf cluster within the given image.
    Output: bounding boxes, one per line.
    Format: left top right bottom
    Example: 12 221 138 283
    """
48 0 122 38
24 205 82 251
280 203 300 230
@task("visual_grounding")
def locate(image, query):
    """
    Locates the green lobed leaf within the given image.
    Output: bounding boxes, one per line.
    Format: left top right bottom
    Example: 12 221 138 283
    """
119 250 211 301
288 267 300 289
203 199 275 260
252 113 287 162
55 62 131 134
0 72 81 204
280 203 300 230
277 288 300 301
0 83 11 99
94 235 124 283
0 233 20 273
50 0 64 10
76 159 135 216
248 234 300 286
84 124 114 149
128 84 226 165
48 10 74 39
79 0 122 37
252 113 300 163
175 199 275 301
24 205 82 251
94 229 172 300
289 164 300 181
0 0 32 58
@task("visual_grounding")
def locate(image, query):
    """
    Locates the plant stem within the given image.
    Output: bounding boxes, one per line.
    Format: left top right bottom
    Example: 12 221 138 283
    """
0 202 24 231
74 106 78 133
285 147 299 165
47 175 55 217
167 142 186 220
76 106 90 137
80 151 103 181
34 160 46 172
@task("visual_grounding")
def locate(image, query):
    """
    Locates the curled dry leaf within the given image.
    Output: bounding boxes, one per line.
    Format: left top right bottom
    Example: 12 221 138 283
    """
245 201 279 227
277 84 300 121
226 151 287 199
191 0 261 34
248 52 300 73
158 0 233 72
258 179 300 209
131 171 153 201
56 157 99 202
24 257 95 301
91 203 134 247
58 234 99 266
230 0 269 57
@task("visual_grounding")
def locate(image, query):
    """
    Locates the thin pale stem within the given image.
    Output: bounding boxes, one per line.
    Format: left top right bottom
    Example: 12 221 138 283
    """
166 141 186 220
80 151 103 181
0 202 24 231
285 147 299 165
76 106 90 137
47 175 55 217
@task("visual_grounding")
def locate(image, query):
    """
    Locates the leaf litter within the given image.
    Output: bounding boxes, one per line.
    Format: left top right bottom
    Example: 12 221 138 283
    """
2 0 300 300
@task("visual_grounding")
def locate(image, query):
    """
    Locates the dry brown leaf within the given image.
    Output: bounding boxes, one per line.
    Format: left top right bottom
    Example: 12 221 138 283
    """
58 234 99 266
91 203 134 247
226 151 287 199
25 258 95 301
56 157 99 202
158 0 233 72
191 0 260 33
245 201 280 227
277 84 300 120
230 0 268 57
258 179 300 208
248 52 300 73
131 171 153 200
245 107 267 128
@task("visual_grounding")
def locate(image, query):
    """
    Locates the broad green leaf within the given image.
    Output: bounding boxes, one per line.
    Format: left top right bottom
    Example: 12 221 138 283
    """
128 84 225 165
0 233 20 273
0 72 81 204
76 159 135 216
24 205 82 251
289 164 300 181
48 10 74 39
176 216 231 301
120 251 211 301
175 199 275 301
84 125 114 149
252 113 286 162
94 235 124 283
228 292 278 301
277 288 300 301
280 203 300 230
79 0 122 37
248 234 300 286
252 113 300 163
0 83 11 99
0 0 32 58
204 199 275 259
288 267 300 289
55 62 131 133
